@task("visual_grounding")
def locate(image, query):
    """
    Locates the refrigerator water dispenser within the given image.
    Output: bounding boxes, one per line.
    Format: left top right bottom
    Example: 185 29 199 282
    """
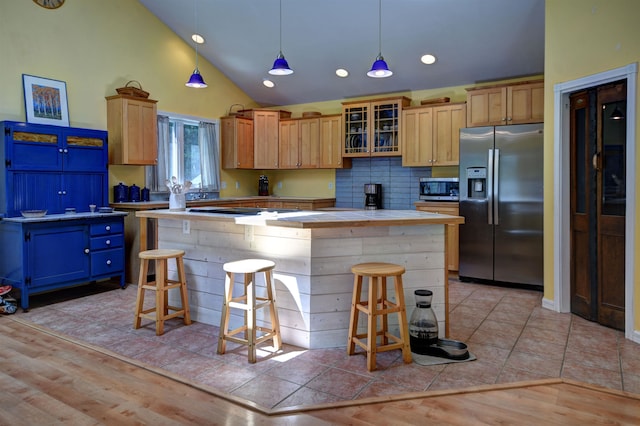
466 167 487 199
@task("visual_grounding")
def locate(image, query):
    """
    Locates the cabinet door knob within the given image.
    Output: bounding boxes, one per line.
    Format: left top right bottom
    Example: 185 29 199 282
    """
84 248 90 254
63 148 68 153
58 148 63 153
105 239 111 245
106 260 112 265
105 225 111 231
58 191 63 195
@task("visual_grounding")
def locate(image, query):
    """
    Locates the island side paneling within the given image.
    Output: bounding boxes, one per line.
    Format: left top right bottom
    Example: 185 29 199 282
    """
153 217 446 349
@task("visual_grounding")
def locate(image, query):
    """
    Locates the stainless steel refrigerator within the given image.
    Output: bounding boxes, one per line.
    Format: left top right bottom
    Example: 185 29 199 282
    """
458 123 544 287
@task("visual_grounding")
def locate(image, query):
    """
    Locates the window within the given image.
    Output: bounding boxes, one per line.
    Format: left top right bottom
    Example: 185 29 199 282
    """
148 114 220 193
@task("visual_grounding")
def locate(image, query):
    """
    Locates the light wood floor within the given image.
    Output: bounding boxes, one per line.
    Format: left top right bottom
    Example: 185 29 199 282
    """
1 317 639 425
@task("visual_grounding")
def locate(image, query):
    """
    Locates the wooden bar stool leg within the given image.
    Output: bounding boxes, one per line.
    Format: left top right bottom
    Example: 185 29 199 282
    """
176 256 191 325
155 259 166 336
247 272 256 363
265 269 282 350
347 274 362 355
395 274 412 364
133 258 149 329
367 275 377 372
380 276 389 346
217 271 233 355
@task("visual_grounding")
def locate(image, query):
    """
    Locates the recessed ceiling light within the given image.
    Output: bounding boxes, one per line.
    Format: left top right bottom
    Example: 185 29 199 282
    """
336 68 349 78
421 54 437 65
191 33 205 44
263 79 275 88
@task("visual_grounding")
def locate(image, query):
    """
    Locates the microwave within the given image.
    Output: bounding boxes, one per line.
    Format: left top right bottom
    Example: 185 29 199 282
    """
419 177 459 201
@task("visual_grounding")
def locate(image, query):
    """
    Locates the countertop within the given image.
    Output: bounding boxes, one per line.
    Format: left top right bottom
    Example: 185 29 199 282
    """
1 211 128 223
136 208 464 229
111 196 336 210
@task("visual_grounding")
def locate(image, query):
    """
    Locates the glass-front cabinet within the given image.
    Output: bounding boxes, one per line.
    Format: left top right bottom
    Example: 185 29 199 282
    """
342 97 411 157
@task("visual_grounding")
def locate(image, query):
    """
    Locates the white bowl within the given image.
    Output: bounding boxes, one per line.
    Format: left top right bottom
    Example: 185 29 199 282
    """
21 210 47 218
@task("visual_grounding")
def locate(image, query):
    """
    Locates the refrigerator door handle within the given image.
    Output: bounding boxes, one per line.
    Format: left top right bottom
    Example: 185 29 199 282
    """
494 148 500 225
488 149 494 225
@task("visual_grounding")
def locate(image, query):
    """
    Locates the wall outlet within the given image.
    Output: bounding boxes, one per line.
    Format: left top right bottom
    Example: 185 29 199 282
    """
221 181 227 189
278 181 282 189
235 181 240 189
328 182 333 189
182 220 190 234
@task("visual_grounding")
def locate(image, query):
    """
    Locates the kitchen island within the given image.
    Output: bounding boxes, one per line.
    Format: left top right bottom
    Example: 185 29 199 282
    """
136 208 463 349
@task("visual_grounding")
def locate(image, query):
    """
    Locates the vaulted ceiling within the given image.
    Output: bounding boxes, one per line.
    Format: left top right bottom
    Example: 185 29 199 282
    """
139 0 545 107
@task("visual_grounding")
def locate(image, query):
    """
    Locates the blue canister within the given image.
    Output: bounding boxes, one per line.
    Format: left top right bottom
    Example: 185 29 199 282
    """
129 184 141 202
114 182 128 203
141 187 150 202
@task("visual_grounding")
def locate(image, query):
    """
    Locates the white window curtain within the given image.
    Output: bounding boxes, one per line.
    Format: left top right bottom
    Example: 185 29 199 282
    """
147 114 220 192
199 121 220 190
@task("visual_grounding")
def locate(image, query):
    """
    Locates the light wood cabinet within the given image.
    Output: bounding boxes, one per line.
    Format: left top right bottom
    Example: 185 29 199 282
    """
402 102 466 167
221 116 254 169
466 80 544 127
342 96 411 158
253 110 281 169
106 95 158 165
279 117 320 169
415 202 459 271
319 114 350 169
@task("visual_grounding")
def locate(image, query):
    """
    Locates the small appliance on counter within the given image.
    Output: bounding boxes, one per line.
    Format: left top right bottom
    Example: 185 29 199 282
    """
258 175 269 196
364 183 382 210
419 177 459 201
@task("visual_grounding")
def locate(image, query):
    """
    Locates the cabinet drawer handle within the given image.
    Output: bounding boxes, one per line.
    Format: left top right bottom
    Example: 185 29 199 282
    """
106 260 112 265
105 239 111 245
84 248 90 254
105 225 111 231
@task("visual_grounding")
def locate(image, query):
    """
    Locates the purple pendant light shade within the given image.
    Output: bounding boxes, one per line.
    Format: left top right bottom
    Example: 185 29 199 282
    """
367 54 392 78
186 68 207 88
270 52 293 75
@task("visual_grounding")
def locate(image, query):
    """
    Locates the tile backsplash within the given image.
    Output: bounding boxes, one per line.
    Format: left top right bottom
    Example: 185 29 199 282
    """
335 157 431 210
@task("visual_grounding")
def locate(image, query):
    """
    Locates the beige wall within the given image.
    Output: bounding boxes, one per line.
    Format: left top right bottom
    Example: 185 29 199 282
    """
0 0 256 199
544 0 640 330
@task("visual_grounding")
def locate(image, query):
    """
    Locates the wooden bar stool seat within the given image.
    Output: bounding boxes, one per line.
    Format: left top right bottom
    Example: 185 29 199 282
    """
347 262 412 371
133 249 191 336
217 258 282 363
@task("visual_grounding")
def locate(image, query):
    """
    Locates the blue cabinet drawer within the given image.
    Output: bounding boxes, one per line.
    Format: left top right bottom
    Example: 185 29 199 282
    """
91 248 124 277
90 221 123 236
90 234 123 250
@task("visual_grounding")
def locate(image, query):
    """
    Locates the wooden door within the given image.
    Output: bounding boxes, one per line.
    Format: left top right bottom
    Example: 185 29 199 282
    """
569 81 626 330
253 110 279 169
401 107 433 166
432 103 465 166
319 115 344 168
279 119 299 168
298 118 319 168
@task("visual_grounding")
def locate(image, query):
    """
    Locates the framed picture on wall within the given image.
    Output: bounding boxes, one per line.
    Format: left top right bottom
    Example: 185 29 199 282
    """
22 74 69 127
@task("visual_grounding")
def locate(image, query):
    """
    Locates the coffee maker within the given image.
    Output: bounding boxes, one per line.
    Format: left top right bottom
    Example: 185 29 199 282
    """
364 183 382 210
258 175 269 196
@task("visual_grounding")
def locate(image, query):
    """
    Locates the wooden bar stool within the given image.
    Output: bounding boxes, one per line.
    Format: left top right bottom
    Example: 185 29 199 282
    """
133 249 191 336
347 262 412 371
217 259 282 363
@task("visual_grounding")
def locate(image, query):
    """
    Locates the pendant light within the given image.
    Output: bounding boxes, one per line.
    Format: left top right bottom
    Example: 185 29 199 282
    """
610 105 625 120
367 0 392 78
186 0 207 88
269 0 293 75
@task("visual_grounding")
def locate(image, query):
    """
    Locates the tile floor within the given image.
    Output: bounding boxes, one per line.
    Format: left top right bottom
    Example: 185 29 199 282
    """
14 277 640 410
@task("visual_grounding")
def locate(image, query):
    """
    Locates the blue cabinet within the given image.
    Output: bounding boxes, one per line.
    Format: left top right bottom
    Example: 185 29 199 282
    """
0 214 126 310
0 121 122 310
1 121 108 217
